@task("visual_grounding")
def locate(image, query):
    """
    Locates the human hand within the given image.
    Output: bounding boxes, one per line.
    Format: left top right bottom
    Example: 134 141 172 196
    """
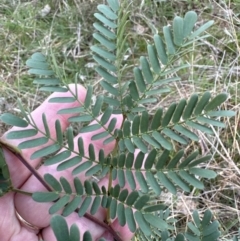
0 84 133 241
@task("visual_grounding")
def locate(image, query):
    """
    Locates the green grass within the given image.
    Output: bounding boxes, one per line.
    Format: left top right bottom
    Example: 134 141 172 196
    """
1 0 240 240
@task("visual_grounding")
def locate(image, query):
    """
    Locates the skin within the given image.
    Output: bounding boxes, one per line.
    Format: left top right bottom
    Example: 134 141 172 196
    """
0 84 134 241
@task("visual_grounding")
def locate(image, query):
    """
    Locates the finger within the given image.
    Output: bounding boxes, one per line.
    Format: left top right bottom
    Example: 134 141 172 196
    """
14 114 123 228
1 84 86 187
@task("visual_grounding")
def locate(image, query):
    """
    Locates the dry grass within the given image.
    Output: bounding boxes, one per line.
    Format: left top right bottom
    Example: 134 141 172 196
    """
1 0 240 240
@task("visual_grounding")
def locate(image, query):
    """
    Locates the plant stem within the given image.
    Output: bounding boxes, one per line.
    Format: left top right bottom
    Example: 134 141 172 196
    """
2 143 123 241
12 188 32 196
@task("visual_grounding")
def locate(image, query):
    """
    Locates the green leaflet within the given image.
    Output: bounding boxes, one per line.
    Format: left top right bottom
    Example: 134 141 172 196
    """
95 67 117 84
40 86 67 92
157 171 176 194
78 196 92 217
163 26 175 55
69 225 80 241
74 177 84 195
183 11 198 38
60 177 72 194
183 94 198 120
147 44 161 73
80 124 102 133
154 34 168 65
93 55 116 72
33 78 61 85
134 67 146 93
172 99 186 123
57 157 81 171
146 172 161 195
83 232 93 241
28 69 55 75
140 56 153 84
173 16 184 46
162 128 188 145
48 97 76 103
125 207 136 232
92 95 104 117
140 111 149 133
174 125 199 141
126 170 136 190
196 116 225 128
49 195 70 214
44 174 62 192
72 161 93 175
32 192 59 202
6 129 37 139
179 170 204 189
189 168 217 179
93 23 116 39
167 171 190 192
30 143 60 160
194 91 211 115
50 215 70 241
94 13 117 29
143 214 168 230
90 196 101 215
132 136 148 153
135 171 148 193
167 150 184 169
97 4 118 20
161 103 176 127
188 20 214 40
30 52 46 61
204 93 228 112
134 211 152 236
152 131 172 150
107 0 119 12
110 198 117 219
0 113 28 127
18 137 48 149
93 34 116 51
186 121 214 135
144 149 157 169
117 203 126 226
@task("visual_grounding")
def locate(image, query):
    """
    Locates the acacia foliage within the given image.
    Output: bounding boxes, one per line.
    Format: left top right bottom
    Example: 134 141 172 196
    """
0 0 235 240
